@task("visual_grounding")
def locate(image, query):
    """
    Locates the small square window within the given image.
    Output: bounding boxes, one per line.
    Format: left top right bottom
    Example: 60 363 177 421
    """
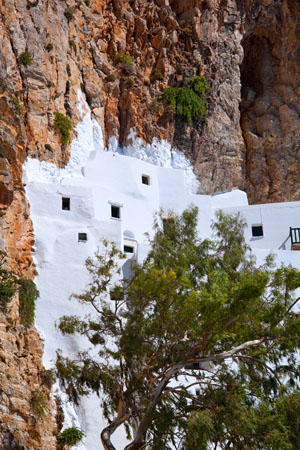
124 245 134 254
252 225 263 237
142 175 150 185
62 197 70 210
111 205 120 219
78 232 87 242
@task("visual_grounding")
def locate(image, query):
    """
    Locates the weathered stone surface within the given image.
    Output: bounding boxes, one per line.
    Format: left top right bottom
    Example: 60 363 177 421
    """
0 306 56 449
240 0 300 203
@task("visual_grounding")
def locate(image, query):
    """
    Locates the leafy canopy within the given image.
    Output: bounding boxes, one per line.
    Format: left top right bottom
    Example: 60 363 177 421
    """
56 208 300 450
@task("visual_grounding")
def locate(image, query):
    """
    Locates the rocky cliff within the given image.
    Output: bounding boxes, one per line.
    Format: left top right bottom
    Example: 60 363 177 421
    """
1 0 300 447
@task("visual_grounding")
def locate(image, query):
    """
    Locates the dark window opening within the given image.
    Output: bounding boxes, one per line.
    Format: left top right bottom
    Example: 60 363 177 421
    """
124 245 134 254
252 225 263 237
78 232 87 242
142 175 150 185
62 197 70 210
111 205 120 219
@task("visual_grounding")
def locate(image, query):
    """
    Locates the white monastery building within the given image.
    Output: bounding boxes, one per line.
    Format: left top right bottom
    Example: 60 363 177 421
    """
22 91 300 449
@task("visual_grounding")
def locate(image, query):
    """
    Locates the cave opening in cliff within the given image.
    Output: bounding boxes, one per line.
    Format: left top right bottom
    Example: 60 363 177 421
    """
239 32 278 203
240 33 274 113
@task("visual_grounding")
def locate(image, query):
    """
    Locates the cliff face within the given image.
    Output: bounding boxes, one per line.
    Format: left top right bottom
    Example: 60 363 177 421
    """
240 0 300 203
0 0 300 447
0 304 56 450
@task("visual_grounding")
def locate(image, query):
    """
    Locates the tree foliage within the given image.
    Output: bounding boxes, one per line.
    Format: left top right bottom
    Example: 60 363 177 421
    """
56 208 300 449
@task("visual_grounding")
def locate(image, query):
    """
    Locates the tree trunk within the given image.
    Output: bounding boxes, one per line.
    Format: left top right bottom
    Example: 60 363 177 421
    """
101 406 129 450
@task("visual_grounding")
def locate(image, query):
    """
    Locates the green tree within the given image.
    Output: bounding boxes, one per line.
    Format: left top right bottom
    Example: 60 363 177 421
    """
56 209 300 449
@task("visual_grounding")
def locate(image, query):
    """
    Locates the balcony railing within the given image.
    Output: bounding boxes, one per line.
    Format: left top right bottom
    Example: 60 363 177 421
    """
290 227 300 245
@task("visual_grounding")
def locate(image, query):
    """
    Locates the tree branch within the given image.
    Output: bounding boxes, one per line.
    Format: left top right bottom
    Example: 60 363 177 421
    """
101 402 129 450
125 337 266 449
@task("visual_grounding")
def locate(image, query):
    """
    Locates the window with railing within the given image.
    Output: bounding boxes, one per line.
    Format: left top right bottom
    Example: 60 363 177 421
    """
290 227 300 245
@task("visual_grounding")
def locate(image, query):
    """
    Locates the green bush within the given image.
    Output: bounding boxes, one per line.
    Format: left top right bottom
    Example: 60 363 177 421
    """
41 368 56 389
18 278 39 326
45 43 53 52
64 10 73 22
105 73 116 83
126 78 135 88
0 251 17 313
187 75 210 97
18 51 33 67
115 52 135 67
30 390 48 419
163 75 210 123
11 96 23 115
152 69 163 81
57 427 85 447
27 0 39 7
54 112 72 146
149 100 160 114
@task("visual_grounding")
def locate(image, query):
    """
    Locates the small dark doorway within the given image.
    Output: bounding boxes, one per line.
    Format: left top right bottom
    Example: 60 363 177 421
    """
142 175 150 185
78 232 87 242
111 205 121 219
62 197 70 210
252 225 263 237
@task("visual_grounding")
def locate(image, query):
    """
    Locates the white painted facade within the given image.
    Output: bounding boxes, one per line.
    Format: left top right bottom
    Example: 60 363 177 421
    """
22 91 300 449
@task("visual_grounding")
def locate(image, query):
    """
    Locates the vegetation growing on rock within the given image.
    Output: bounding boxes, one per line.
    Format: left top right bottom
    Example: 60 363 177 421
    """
18 51 33 66
163 76 210 123
64 10 73 23
30 389 48 419
115 52 135 67
54 112 72 146
0 252 17 313
18 278 39 326
57 427 85 448
11 96 23 115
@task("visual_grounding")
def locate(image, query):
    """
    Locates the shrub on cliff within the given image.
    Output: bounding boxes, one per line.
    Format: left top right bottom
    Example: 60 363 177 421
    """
115 52 135 67
0 254 17 313
64 9 73 23
163 75 210 123
18 51 33 66
56 209 300 449
57 427 85 448
30 389 48 419
54 112 72 146
18 278 39 326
